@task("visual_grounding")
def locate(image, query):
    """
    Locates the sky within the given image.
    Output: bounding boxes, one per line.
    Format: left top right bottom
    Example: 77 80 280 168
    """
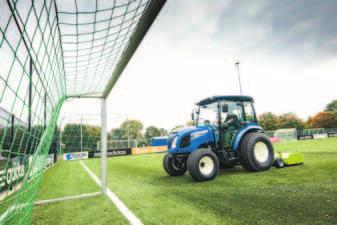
61 0 337 130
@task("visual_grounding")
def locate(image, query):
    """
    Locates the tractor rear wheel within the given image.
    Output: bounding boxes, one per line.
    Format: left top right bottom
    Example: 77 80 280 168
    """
163 153 187 176
187 148 219 181
239 132 274 172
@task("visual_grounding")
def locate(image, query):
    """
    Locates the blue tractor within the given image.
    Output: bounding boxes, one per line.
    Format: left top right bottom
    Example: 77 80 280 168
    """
163 95 274 181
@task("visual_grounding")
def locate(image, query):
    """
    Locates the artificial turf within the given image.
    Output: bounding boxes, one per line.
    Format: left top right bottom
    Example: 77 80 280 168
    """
32 195 128 225
35 161 100 200
31 161 128 225
33 138 337 224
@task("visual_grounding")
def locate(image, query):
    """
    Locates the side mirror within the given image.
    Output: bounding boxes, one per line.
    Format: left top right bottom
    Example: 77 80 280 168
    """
222 104 228 113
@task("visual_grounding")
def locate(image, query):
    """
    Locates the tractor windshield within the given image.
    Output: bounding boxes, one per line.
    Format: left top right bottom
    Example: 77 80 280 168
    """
197 102 219 127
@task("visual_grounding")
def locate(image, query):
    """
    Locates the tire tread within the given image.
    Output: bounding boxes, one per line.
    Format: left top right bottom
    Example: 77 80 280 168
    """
239 132 274 172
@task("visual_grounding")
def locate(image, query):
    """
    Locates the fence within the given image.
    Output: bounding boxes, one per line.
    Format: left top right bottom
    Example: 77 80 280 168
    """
266 128 337 142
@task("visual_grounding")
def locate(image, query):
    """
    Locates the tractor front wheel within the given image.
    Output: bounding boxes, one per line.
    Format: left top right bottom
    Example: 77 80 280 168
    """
163 153 187 176
239 132 274 172
187 148 219 182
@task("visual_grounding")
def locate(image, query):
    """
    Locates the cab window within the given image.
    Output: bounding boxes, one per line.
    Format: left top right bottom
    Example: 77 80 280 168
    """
221 101 244 126
243 102 256 123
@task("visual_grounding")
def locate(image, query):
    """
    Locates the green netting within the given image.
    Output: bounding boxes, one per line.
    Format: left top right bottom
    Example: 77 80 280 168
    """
58 0 150 97
0 0 158 224
59 115 102 154
58 114 138 155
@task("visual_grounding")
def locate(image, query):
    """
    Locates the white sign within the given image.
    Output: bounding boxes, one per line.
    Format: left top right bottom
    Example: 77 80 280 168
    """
63 152 88 161
0 163 25 188
313 133 328 139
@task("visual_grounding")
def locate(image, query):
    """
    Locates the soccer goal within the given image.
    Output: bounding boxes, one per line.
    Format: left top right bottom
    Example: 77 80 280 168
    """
33 110 132 205
0 0 165 224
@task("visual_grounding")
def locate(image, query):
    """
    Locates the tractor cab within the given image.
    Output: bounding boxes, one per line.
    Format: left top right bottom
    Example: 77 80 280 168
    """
164 95 274 182
193 95 258 150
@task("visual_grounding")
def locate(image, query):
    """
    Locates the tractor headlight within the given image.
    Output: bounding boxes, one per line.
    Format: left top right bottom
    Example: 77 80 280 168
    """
172 137 178 149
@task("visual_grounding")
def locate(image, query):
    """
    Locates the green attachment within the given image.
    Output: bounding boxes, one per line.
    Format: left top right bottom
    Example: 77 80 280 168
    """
275 152 304 165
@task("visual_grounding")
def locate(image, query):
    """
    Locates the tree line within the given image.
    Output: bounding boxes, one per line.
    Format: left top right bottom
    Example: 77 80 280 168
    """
60 120 169 152
258 100 337 130
2 100 336 155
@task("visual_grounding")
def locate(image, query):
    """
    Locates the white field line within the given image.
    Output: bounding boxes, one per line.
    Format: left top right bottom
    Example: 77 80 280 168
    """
34 192 101 205
79 161 143 225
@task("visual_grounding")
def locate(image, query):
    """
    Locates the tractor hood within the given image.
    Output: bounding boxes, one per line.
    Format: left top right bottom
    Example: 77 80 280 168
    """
168 126 215 154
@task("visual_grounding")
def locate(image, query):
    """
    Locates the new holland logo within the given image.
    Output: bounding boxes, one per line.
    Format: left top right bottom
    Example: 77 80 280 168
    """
191 130 208 140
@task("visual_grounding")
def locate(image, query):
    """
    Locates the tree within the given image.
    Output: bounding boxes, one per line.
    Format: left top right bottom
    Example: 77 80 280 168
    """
61 124 101 152
258 112 279 130
84 125 101 150
310 111 337 128
109 128 125 140
325 100 337 112
170 125 183 133
120 120 143 140
61 124 81 152
185 120 194 126
278 113 305 130
159 128 168 136
145 126 161 140
304 117 312 129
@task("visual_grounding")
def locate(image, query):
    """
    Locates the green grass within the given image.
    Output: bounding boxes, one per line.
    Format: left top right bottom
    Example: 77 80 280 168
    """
33 138 337 225
32 196 128 225
84 138 337 225
35 161 99 200
31 161 128 225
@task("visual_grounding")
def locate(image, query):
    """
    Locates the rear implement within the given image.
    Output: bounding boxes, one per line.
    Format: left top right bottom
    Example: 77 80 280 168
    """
274 152 304 168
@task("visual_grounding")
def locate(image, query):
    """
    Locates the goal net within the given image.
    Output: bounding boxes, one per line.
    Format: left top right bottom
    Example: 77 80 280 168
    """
97 140 138 150
0 0 164 223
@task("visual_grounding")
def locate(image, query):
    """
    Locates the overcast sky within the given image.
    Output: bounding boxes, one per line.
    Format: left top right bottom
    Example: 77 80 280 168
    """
62 0 337 130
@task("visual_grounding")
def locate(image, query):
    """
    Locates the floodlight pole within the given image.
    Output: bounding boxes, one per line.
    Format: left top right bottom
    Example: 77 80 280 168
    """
80 117 83 152
100 98 107 194
235 61 243 95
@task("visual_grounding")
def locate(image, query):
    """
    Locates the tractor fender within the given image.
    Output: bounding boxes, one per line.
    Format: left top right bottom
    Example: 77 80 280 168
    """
231 124 264 151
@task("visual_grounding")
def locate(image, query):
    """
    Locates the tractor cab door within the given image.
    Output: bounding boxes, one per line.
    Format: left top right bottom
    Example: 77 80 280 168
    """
220 101 257 149
220 101 244 148
221 101 245 149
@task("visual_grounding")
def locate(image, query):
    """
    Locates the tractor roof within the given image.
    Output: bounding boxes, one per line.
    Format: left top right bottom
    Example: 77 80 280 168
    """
196 95 254 106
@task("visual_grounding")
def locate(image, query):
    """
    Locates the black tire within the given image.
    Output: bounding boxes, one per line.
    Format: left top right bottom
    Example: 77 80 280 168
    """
187 148 219 181
274 158 285 168
239 132 274 172
163 153 187 176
